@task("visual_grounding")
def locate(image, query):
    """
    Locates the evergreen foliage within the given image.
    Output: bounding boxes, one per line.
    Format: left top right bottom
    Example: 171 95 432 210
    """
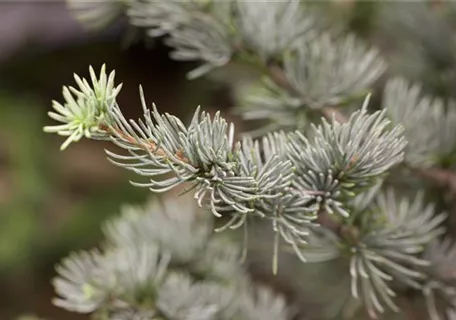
39 1 456 319
53 196 289 319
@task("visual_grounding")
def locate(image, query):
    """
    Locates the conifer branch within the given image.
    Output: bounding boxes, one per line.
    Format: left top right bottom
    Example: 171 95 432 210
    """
263 61 456 198
383 77 456 196
43 1 456 318
44 64 407 279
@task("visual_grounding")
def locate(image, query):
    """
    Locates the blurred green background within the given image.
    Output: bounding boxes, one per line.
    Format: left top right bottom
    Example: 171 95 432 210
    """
2 1 456 319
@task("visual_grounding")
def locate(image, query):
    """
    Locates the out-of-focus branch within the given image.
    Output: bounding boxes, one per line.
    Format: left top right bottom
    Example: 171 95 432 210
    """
413 166 456 196
266 63 349 123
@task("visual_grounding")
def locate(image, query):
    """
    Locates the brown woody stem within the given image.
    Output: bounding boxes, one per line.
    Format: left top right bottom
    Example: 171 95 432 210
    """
99 123 189 163
412 166 456 196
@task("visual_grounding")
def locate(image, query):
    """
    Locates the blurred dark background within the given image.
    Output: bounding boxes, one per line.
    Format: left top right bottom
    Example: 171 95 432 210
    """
2 1 456 319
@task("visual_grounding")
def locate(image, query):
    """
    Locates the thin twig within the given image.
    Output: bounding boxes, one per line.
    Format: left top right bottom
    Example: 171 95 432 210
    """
99 123 189 163
412 166 456 196
320 106 349 123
